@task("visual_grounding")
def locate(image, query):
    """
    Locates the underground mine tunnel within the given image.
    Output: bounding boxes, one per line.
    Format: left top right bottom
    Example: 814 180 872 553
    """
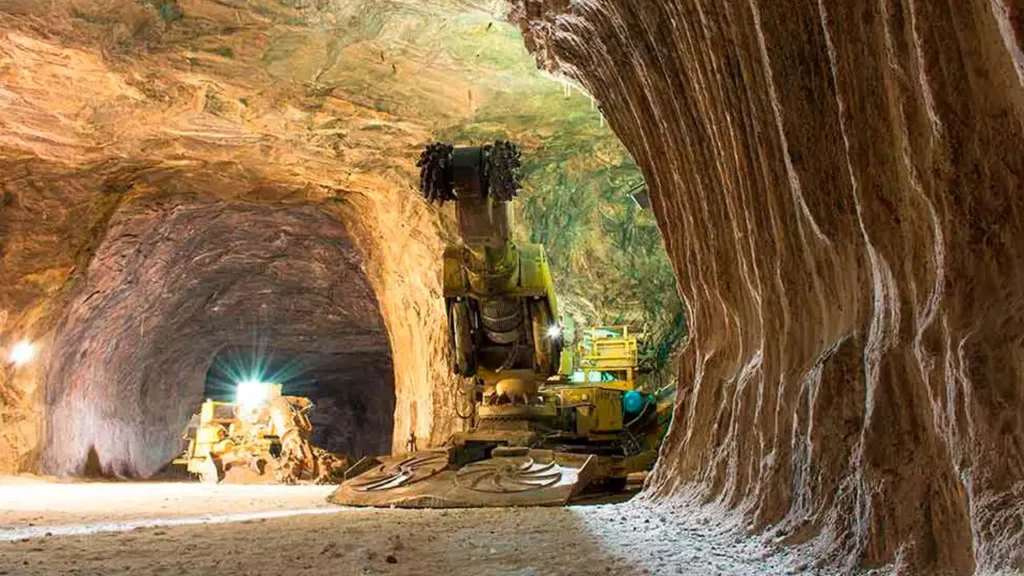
1 1 1023 575
42 198 395 477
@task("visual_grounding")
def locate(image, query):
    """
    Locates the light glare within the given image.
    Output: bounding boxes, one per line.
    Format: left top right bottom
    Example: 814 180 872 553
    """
235 381 272 409
546 325 562 339
9 340 36 366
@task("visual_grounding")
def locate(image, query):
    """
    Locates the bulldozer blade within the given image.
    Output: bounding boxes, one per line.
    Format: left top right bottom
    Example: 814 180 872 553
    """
328 449 597 508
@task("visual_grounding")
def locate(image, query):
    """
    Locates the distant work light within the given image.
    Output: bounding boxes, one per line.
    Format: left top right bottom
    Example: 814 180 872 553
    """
235 380 273 410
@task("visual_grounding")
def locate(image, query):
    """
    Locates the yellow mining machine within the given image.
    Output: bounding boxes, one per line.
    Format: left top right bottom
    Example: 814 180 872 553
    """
176 383 349 484
329 142 672 508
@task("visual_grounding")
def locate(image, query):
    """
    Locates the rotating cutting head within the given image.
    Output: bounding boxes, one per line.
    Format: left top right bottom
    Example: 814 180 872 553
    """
415 141 522 206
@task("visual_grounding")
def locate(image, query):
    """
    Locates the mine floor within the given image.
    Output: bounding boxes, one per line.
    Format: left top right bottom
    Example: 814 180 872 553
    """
0 478 811 575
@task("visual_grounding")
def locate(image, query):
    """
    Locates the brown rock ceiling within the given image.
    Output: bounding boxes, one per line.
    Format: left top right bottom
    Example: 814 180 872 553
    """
513 0 1023 573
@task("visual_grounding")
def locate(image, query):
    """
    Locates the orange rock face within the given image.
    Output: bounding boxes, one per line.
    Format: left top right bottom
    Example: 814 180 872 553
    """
513 0 1023 572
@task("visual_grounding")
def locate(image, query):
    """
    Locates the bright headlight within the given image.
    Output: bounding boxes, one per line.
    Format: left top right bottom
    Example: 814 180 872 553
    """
236 380 272 409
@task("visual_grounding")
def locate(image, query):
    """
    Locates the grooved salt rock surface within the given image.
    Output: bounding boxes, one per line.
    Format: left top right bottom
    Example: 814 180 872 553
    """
513 1 1024 573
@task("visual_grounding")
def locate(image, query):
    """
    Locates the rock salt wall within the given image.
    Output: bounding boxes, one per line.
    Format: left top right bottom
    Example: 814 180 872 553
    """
513 1 1024 572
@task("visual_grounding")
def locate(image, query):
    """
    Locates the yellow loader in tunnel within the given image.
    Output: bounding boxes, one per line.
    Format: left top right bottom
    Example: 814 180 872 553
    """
330 141 672 508
176 383 350 484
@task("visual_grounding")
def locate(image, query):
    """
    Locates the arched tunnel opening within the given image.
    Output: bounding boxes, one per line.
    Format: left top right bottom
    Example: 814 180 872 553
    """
41 196 395 478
